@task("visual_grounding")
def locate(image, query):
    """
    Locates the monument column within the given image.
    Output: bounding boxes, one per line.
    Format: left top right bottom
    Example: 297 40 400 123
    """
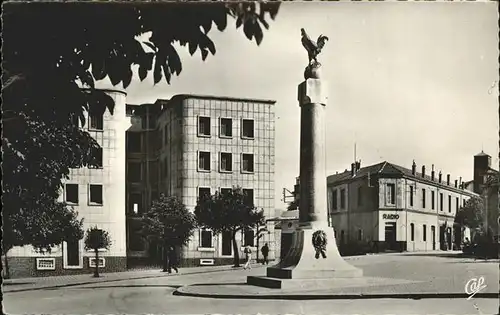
247 29 362 289
298 78 329 227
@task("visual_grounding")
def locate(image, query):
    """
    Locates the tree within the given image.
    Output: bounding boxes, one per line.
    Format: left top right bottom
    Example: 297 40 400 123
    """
84 226 112 278
195 187 265 267
139 194 197 272
1 201 84 279
455 196 485 230
2 3 280 259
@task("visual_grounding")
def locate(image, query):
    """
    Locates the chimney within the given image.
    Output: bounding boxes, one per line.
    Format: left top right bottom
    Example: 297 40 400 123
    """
421 165 426 178
431 164 435 181
351 163 356 176
454 179 458 188
439 171 442 183
446 174 450 185
459 177 462 189
412 160 416 175
355 160 361 171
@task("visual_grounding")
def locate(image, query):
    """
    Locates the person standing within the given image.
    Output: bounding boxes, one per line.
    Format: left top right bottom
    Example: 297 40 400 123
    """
261 243 269 265
243 245 252 270
167 245 179 274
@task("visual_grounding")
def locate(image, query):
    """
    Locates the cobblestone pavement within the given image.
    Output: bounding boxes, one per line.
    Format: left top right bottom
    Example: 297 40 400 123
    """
3 253 499 314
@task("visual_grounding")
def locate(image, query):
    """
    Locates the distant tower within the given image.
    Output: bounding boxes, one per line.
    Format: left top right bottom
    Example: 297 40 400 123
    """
473 151 492 194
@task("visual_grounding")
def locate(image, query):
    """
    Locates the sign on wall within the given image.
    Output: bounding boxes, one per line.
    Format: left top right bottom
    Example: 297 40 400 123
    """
382 214 400 220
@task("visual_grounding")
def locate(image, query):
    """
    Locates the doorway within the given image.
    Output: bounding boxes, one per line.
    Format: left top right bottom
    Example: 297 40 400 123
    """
384 222 397 250
431 226 436 250
221 231 232 256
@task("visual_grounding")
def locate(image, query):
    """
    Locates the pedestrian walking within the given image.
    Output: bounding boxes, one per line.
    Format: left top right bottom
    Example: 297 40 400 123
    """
261 243 269 265
167 245 179 274
243 245 252 270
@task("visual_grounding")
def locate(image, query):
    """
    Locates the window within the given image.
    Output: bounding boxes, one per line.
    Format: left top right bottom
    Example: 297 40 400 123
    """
243 189 254 207
241 119 254 139
220 118 233 137
244 229 255 246
242 153 254 173
129 193 142 214
198 116 211 137
423 224 427 241
387 183 396 205
410 223 415 241
65 240 81 267
448 195 452 213
332 189 338 210
128 224 145 251
89 184 103 205
198 151 211 171
456 197 459 212
198 187 211 200
340 189 346 209
220 152 233 172
89 114 104 131
127 133 141 152
422 189 426 208
220 188 232 195
409 186 414 206
65 184 79 204
431 191 435 209
440 193 444 211
128 162 142 182
164 127 168 145
200 229 213 248
88 147 103 169
358 229 362 241
357 187 363 206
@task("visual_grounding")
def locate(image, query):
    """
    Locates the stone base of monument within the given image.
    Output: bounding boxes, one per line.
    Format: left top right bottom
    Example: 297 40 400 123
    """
247 224 363 289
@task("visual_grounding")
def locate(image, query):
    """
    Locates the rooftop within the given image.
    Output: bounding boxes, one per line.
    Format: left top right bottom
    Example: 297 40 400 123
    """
327 161 477 195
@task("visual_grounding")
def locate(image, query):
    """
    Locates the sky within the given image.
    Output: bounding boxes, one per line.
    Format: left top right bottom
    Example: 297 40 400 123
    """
98 2 499 210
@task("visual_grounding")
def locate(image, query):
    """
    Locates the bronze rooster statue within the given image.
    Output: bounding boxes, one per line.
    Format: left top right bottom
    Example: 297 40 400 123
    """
301 28 329 66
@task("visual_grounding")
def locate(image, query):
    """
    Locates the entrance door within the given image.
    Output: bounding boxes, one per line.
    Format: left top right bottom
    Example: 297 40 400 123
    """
431 226 436 250
384 222 397 250
221 231 232 256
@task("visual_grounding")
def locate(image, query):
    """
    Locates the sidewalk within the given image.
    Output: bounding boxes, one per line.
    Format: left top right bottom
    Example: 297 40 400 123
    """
2 263 262 293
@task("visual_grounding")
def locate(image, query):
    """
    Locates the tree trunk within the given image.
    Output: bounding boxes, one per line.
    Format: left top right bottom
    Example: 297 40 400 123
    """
3 250 11 279
93 249 100 278
162 239 169 272
232 230 240 267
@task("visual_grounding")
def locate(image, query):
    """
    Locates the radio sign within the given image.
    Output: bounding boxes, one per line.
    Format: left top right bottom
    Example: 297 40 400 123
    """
383 214 400 220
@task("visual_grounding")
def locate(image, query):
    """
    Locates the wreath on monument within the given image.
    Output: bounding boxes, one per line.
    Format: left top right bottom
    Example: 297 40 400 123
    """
312 230 327 259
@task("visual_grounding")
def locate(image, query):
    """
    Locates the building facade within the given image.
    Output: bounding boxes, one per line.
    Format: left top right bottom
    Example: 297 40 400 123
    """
472 151 499 239
6 89 129 278
326 160 479 253
125 94 277 267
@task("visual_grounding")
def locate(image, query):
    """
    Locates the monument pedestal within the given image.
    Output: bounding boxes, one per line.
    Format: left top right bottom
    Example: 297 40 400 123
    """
247 223 362 289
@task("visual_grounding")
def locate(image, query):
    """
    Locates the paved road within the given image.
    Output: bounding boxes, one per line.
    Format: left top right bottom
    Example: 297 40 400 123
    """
4 253 499 315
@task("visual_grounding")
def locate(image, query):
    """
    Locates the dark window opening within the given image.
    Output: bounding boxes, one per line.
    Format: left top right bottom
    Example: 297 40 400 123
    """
220 118 233 137
242 154 254 173
65 184 79 204
242 119 254 139
89 185 103 205
198 116 211 136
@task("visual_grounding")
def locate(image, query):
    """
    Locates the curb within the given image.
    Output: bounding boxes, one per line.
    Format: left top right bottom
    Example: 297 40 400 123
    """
4 265 260 293
172 288 500 300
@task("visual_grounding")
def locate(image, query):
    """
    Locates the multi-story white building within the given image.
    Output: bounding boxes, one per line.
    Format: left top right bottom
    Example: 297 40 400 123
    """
7 89 129 278
125 94 277 267
326 160 479 253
